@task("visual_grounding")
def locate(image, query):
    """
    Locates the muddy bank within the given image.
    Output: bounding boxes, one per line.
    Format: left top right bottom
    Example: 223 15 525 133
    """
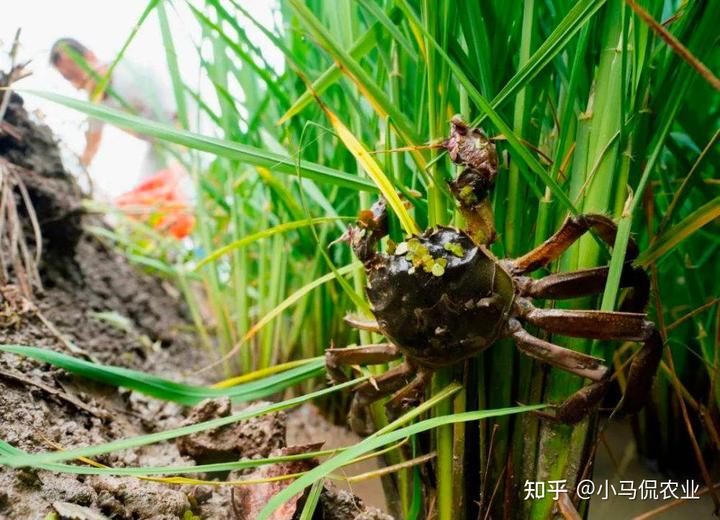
0 85 389 519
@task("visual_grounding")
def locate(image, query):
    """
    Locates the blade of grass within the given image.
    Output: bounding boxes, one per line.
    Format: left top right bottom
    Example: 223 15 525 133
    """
156 0 188 129
0 376 366 467
0 344 324 405
356 0 417 58
658 128 720 236
194 216 353 269
625 0 720 91
186 2 290 106
635 197 720 267
485 0 607 120
296 121 375 319
258 404 546 520
198 262 362 373
0 439 334 475
212 357 323 388
320 106 419 235
230 2 376 126
21 90 377 193
92 0 159 102
288 0 424 152
298 480 325 520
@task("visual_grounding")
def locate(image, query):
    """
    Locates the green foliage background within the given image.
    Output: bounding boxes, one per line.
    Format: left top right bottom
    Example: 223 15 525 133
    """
18 0 720 518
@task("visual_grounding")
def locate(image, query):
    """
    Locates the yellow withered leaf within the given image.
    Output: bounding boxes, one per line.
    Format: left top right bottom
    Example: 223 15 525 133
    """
323 108 419 236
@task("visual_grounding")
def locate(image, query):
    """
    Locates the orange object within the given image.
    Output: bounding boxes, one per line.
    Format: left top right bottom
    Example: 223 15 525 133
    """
115 166 194 239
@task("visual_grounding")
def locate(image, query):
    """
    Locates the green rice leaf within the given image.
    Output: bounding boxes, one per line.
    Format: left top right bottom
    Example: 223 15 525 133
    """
258 404 545 520
277 26 378 124
356 0 417 59
0 439 337 476
288 0 423 149
195 216 353 270
298 480 325 520
635 197 720 267
0 376 365 467
21 90 377 193
0 344 324 406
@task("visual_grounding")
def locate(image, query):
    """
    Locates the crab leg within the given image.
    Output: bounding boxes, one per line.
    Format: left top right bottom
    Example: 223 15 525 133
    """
614 328 663 416
325 343 400 383
516 264 649 310
520 325 661 423
508 320 608 381
348 361 415 435
343 315 382 333
517 303 663 422
384 369 433 422
350 198 388 264
510 214 639 274
509 323 611 423
547 380 613 425
519 305 654 341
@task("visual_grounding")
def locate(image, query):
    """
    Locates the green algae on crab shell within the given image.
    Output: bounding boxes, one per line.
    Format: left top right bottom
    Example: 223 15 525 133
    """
458 185 478 206
443 242 465 257
394 234 455 277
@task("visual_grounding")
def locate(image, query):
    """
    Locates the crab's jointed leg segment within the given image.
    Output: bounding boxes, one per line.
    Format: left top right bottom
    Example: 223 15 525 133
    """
541 379 612 425
343 315 382 334
511 213 639 274
515 263 649 311
614 328 663 416
514 300 662 423
384 368 432 423
453 195 496 246
519 305 655 342
325 343 401 384
508 319 612 424
508 320 608 381
325 342 428 434
351 198 389 264
348 361 416 435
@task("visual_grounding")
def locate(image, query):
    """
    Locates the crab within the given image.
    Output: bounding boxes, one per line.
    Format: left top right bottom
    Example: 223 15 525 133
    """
327 116 662 434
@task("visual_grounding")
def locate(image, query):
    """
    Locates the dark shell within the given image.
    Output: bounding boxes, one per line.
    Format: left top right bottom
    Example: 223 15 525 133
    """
365 227 514 368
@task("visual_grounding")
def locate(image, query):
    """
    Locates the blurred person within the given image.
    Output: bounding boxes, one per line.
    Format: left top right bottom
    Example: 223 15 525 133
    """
50 37 193 239
50 37 174 174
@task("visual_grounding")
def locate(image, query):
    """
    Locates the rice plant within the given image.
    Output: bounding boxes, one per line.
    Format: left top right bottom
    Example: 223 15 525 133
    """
20 0 720 518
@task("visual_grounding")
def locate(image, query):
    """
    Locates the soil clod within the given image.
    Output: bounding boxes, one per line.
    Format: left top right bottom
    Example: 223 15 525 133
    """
176 398 287 465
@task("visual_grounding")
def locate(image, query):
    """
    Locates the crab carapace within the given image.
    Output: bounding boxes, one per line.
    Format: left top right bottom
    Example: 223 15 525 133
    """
327 117 661 434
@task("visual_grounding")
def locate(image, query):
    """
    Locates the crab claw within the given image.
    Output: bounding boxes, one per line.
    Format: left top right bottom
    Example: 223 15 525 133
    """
330 198 386 247
361 198 388 230
444 115 498 181
448 169 493 209
444 115 469 162
350 198 389 265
